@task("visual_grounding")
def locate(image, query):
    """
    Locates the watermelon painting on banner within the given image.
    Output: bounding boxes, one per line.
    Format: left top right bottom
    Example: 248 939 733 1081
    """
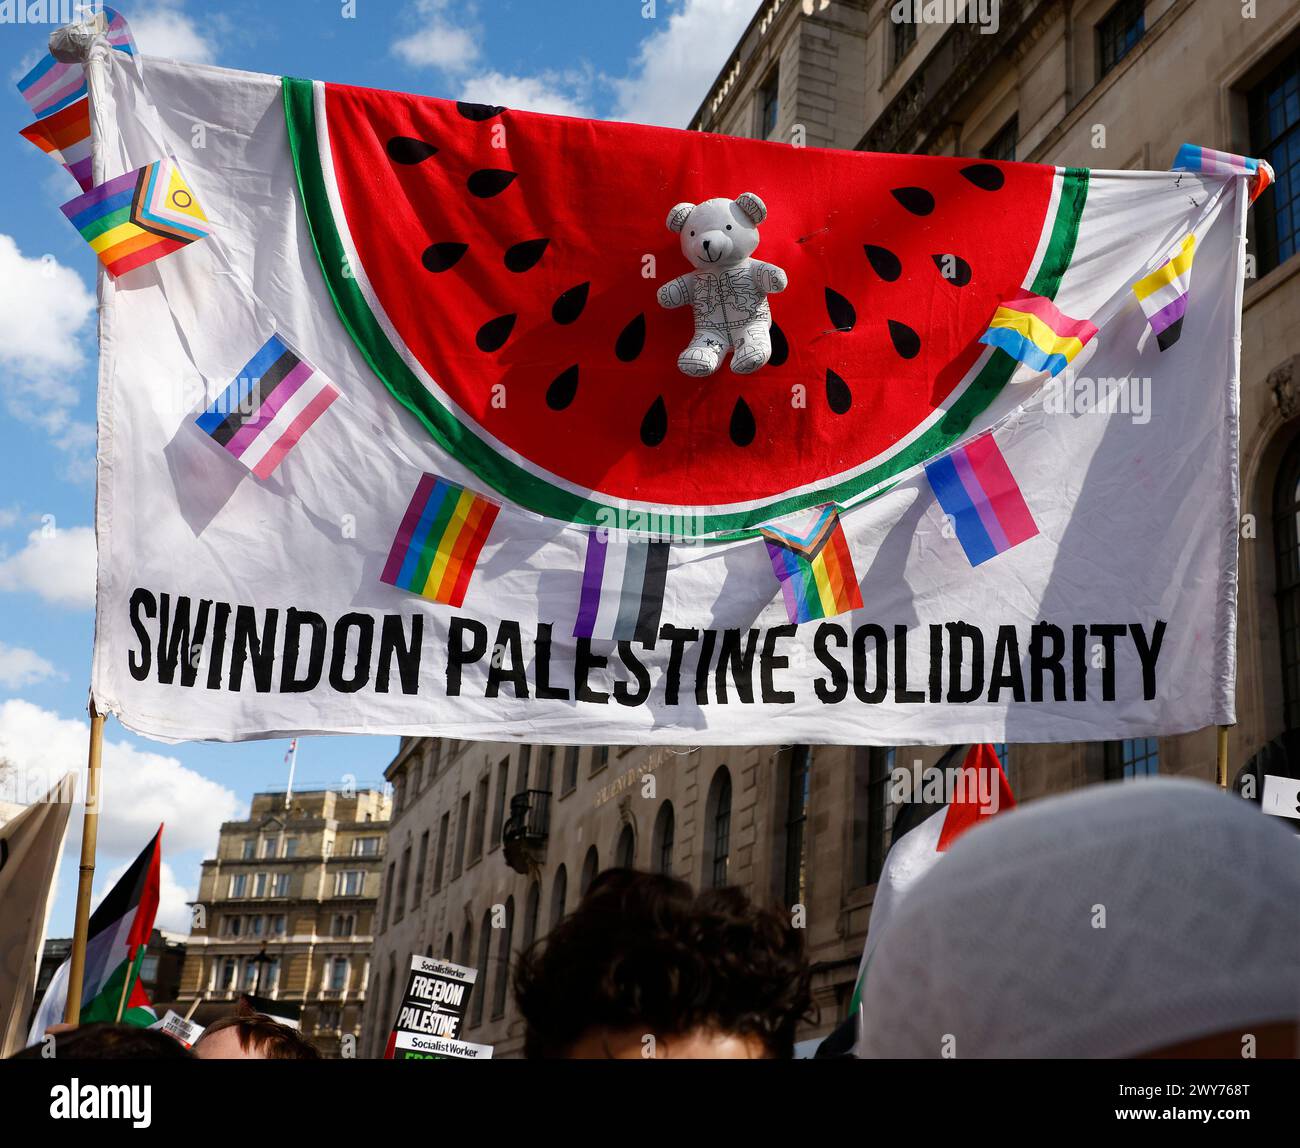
83 42 1245 747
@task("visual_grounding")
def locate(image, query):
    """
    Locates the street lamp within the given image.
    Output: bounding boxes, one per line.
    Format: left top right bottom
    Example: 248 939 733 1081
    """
253 945 269 997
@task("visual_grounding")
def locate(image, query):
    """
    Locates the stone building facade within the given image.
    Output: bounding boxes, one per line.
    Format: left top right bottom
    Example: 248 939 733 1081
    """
363 0 1300 1055
179 787 390 1057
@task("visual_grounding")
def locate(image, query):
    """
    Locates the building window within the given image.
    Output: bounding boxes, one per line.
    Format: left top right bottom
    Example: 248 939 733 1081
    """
458 921 472 968
261 836 279 859
229 874 247 898
492 896 514 1019
241 959 258 992
758 67 779 138
396 847 411 917
591 746 609 775
272 873 290 898
271 914 286 936
328 957 349 993
891 13 917 71
1276 434 1300 729
1106 738 1160 779
219 957 237 991
434 811 450 892
332 913 355 937
284 838 297 858
706 767 732 889
1097 0 1144 81
471 774 490 860
1249 46 1300 276
492 757 510 846
249 915 265 937
562 747 580 794
264 957 280 992
864 748 897 886
522 882 541 952
241 839 255 860
536 746 554 793
317 1004 340 1032
580 845 599 898
615 823 635 869
337 870 364 897
652 802 675 876
784 746 812 908
352 837 380 856
453 792 471 879
981 115 1018 163
414 830 429 901
443 932 454 961
550 864 568 930
252 872 268 898
472 909 492 1027
516 746 532 794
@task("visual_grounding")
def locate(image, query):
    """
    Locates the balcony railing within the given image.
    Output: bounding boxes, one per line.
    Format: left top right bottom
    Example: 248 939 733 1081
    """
502 789 551 873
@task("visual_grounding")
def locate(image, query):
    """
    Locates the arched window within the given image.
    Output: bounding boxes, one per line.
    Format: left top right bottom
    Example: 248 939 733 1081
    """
580 845 600 897
615 823 635 868
492 896 514 1019
706 766 732 888
471 908 492 1027
549 864 568 931
522 881 541 952
458 919 472 967
444 932 454 961
1275 433 1300 731
652 802 675 875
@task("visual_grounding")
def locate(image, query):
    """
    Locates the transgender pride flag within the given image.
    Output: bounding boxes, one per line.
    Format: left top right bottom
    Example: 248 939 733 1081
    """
925 432 1039 567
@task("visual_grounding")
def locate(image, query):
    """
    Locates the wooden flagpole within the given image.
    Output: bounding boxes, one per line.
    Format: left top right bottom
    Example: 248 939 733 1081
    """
113 950 134 1022
1216 725 1229 790
64 703 105 1025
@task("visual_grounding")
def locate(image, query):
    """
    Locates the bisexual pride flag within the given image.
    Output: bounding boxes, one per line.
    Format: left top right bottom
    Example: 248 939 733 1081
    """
760 505 862 625
382 475 499 607
196 333 339 479
61 156 209 278
925 432 1039 567
574 533 670 643
979 290 1098 377
1134 234 1195 352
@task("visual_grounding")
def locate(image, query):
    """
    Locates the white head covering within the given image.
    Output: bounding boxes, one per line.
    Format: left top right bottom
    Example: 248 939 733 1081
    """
858 778 1300 1058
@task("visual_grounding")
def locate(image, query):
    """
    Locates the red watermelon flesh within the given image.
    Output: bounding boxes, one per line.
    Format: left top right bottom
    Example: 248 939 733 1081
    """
301 82 1058 518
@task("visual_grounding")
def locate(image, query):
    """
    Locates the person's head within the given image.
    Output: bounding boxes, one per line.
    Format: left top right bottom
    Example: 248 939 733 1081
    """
10 1023 192 1059
859 778 1300 1058
192 1011 320 1059
514 868 812 1058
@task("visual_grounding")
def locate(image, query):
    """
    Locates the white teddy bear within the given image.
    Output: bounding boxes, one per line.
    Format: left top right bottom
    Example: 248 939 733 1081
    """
656 192 788 376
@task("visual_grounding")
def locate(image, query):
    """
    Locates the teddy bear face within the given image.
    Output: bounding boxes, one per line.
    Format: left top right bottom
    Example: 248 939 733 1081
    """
670 196 765 271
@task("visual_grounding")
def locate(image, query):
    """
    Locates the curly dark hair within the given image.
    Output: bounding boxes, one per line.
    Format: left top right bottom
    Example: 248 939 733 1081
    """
514 868 813 1058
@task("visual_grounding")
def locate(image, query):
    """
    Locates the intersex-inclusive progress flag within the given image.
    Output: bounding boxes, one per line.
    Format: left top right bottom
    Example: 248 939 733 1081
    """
55 22 1250 746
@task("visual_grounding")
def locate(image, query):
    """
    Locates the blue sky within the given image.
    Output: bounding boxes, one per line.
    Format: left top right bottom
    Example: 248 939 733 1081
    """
0 0 762 936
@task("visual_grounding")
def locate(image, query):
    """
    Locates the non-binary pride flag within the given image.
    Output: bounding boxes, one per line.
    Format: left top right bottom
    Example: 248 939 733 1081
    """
19 98 94 190
574 533 670 643
61 156 209 278
1134 234 1195 351
196 333 339 479
926 432 1039 567
979 290 1098 377
382 475 499 607
760 505 862 624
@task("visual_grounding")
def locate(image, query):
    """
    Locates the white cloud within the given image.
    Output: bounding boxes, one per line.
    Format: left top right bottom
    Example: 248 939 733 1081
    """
458 69 593 118
0 506 20 530
612 0 763 128
0 525 96 609
0 643 61 688
95 858 195 934
0 699 241 859
392 0 481 72
130 1 217 64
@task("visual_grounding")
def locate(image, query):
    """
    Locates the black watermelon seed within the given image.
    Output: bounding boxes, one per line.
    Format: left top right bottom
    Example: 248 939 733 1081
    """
552 281 590 325
825 287 857 332
467 169 517 198
457 101 505 121
826 369 852 414
421 241 468 273
960 163 1004 191
504 238 549 272
546 365 579 410
475 313 516 352
769 321 789 367
641 396 667 447
891 186 935 215
864 244 902 282
387 136 438 164
729 397 756 447
888 319 921 360
931 253 972 286
615 313 646 361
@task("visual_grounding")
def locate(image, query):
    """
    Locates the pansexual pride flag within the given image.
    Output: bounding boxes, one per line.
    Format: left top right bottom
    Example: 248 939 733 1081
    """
1134 234 1195 352
195 333 339 479
1172 143 1274 203
979 291 1098 377
61 156 209 278
15 6 134 119
382 475 499 607
574 534 669 643
925 432 1039 567
20 98 93 190
760 505 862 624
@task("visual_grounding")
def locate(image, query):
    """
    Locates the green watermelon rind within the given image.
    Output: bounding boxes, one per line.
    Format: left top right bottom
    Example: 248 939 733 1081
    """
283 77 1088 540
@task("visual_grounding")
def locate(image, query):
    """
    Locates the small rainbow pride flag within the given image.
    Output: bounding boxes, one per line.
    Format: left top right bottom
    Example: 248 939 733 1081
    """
1134 234 1195 352
1172 143 1273 204
15 6 134 120
979 291 1098 377
20 98 93 190
61 156 209 278
381 475 499 607
925 432 1039 567
760 505 862 625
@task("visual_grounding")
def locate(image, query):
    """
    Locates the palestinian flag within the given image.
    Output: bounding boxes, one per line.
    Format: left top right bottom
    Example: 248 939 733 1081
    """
27 827 162 1041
